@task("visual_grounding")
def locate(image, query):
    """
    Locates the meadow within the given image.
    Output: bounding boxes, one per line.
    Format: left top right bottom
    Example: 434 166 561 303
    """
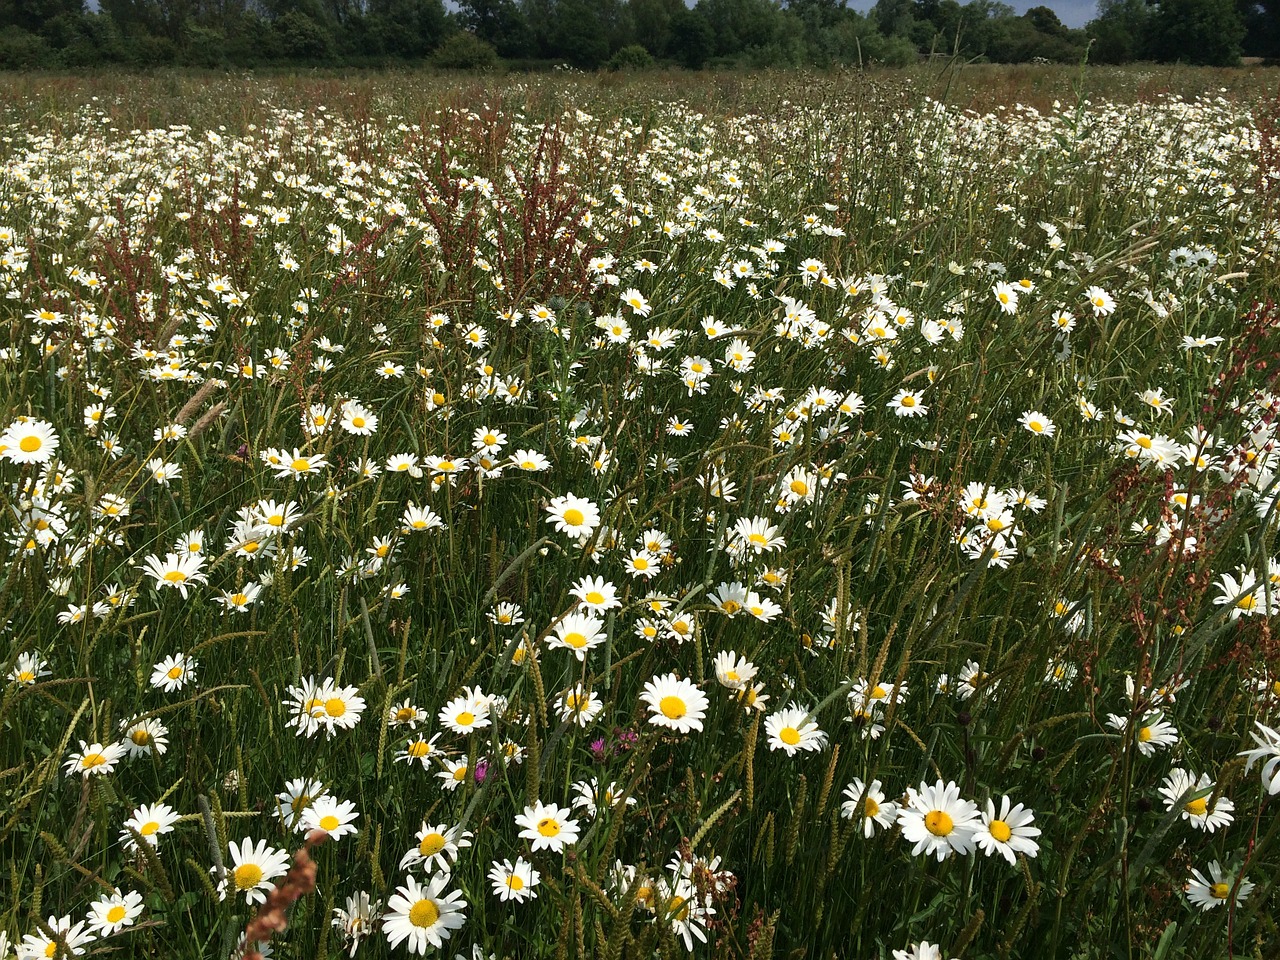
2 64 1280 960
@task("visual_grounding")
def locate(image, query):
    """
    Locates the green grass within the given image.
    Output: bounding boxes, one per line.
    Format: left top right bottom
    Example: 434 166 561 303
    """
1 64 1279 960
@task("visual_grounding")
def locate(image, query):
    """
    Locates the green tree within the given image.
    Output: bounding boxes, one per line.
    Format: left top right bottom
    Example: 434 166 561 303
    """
667 5 713 66
1087 0 1153 61
1151 0 1244 64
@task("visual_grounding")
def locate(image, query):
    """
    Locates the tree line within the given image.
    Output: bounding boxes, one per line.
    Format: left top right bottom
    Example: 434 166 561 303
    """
1 0 1276 71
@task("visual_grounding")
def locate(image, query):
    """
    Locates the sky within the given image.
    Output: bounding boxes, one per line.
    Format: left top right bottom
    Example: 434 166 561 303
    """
839 0 1096 28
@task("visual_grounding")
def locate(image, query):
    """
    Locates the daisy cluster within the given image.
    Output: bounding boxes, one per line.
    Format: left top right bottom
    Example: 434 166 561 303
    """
1 73 1279 958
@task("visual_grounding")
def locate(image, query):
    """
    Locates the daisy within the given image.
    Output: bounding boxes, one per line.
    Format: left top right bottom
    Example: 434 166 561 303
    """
139 552 207 599
437 758 472 791
339 402 378 435
17 916 94 959
309 682 366 738
222 838 290 905
0 418 59 465
991 281 1018 315
399 822 473 873
332 891 381 958
713 650 758 691
1018 410 1055 437
557 684 604 726
731 516 785 554
438 693 491 735
382 873 467 955
120 717 169 758
489 858 540 903
640 674 708 734
64 740 126 778
1158 769 1234 832
1186 861 1253 911
621 288 651 316
764 705 827 755
1084 285 1116 316
974 796 1041 864
899 780 981 861
623 549 660 579
511 449 551 472
272 448 328 480
888 389 927 417
215 583 263 613
121 802 181 851
1237 721 1280 794
301 796 360 840
1107 712 1179 757
545 494 600 540
840 778 899 837
571 575 621 612
9 651 50 685
515 802 580 853
86 889 144 936
274 778 329 830
548 611 606 660
388 700 429 729
893 943 957 960
396 733 443 768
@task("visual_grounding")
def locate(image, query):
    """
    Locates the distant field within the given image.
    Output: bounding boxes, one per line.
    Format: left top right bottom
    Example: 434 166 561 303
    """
1 66 1279 959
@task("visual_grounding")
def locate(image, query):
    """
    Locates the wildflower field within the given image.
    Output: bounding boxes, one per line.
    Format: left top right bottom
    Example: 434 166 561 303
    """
3 66 1280 960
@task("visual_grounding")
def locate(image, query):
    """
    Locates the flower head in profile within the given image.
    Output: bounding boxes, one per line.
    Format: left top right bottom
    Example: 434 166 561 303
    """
1238 721 1280 795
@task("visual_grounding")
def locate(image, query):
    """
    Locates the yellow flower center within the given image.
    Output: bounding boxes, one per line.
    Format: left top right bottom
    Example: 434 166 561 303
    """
864 798 880 818
319 814 340 831
721 600 741 615
45 943 57 958
1237 595 1257 611
105 904 127 923
779 727 800 746
325 697 346 717
1185 797 1208 817
291 458 312 472
408 899 439 928
131 729 152 746
989 819 1013 842
925 810 954 836
17 670 35 683
1137 726 1153 742
452 765 468 781
233 863 264 890
162 571 188 583
352 417 365 428
901 395 916 408
81 752 106 769
563 508 585 526
407 740 430 758
563 632 587 648
506 873 525 891
1210 882 1230 900
537 817 561 837
660 695 687 719
396 708 417 723
1136 436 1152 450
167 665 183 680
456 711 475 726
19 436 42 453
140 821 160 836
